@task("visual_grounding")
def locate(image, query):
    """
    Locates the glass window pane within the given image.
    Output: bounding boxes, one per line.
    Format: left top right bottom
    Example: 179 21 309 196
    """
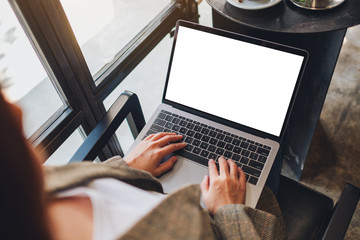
60 0 170 77
0 1 64 137
44 128 84 166
103 34 173 154
103 2 212 155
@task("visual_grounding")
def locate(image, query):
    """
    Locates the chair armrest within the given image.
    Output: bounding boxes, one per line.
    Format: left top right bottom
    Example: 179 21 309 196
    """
69 91 145 163
322 183 360 240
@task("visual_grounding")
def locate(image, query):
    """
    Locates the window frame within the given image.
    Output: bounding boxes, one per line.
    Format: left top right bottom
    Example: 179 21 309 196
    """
9 0 199 161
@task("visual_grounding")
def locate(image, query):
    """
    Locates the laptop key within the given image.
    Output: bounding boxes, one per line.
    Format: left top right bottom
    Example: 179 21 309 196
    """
217 141 225 148
234 146 242 154
216 133 225 140
194 133 202 139
165 115 173 121
194 125 202 132
142 130 156 140
193 139 200 146
201 150 209 158
240 157 249 165
248 144 257 152
150 124 164 132
187 130 195 137
200 142 209 150
249 152 259 160
232 154 240 161
201 128 210 135
209 131 217 137
208 145 216 152
232 139 241 146
242 149 250 157
249 160 264 170
201 135 210 142
248 176 258 185
172 118 180 124
180 120 187 127
224 136 233 143
224 151 232 158
154 118 166 126
185 144 194 152
225 144 234 151
242 165 261 178
172 125 180 131
192 147 201 155
146 130 156 136
184 137 193 144
257 147 270 156
209 153 218 161
165 122 173 129
177 150 208 167
240 141 249 149
216 148 224 155
158 113 167 119
209 138 218 145
258 155 267 163
187 123 195 129
179 127 187 134
263 145 271 150
161 110 172 115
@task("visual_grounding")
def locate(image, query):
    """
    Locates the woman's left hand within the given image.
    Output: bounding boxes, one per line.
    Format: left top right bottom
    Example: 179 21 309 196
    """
124 132 186 177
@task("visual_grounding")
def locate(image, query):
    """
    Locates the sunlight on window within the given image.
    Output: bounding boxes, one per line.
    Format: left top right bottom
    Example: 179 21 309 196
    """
60 0 170 77
0 1 63 137
60 0 114 46
45 128 84 166
0 1 46 102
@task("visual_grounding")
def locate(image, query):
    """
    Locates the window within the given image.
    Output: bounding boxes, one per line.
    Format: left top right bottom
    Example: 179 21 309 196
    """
6 0 199 162
45 128 84 166
0 1 64 137
60 0 170 78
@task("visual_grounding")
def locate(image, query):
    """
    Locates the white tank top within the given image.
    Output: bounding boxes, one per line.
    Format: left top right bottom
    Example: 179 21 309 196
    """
56 178 166 240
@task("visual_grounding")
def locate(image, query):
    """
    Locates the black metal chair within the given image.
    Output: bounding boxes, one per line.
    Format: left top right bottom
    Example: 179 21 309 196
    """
277 175 359 240
70 90 360 240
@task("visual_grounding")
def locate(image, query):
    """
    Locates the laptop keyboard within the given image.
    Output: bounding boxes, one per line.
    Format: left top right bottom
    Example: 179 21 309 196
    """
145 110 271 186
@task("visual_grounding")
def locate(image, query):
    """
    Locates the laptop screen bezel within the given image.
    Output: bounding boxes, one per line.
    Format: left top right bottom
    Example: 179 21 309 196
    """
162 20 308 142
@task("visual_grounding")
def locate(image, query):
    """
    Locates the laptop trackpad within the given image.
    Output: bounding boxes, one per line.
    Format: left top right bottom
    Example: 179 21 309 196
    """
159 156 208 194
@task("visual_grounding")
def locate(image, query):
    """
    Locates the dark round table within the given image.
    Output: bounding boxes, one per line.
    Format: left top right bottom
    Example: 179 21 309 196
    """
207 0 360 33
206 0 360 179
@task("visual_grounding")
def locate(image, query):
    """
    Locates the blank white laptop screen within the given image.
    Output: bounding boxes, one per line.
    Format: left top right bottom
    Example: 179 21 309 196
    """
165 26 305 137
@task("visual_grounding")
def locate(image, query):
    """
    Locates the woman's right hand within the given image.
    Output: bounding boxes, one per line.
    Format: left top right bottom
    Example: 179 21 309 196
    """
200 157 246 215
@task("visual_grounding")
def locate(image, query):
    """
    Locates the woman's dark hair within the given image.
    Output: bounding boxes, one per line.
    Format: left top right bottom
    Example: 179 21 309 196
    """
0 91 52 239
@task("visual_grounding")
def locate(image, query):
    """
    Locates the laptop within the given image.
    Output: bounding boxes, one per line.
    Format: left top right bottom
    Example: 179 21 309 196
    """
127 20 308 208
